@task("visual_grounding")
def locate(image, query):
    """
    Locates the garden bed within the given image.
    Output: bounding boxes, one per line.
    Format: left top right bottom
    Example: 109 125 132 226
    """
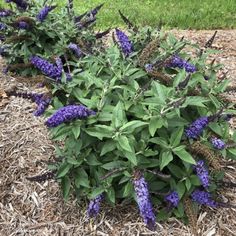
1 29 236 236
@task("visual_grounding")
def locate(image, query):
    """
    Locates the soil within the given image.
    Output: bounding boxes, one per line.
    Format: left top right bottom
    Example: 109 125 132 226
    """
0 30 236 236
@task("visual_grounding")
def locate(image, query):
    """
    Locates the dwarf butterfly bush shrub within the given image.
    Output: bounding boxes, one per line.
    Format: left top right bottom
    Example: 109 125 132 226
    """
40 24 236 230
2 2 236 231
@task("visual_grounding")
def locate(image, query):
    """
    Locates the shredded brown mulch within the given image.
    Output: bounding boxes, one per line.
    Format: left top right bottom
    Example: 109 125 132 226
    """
0 30 236 236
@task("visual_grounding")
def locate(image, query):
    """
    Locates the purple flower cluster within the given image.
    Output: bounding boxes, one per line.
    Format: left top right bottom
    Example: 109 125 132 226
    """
0 23 7 31
5 0 27 10
87 194 103 217
191 189 217 207
36 6 55 22
68 43 82 58
185 116 209 139
145 64 153 73
194 160 209 188
115 29 133 57
0 9 13 17
34 96 51 117
45 105 96 128
133 175 156 230
18 21 29 29
165 191 179 207
167 55 196 73
211 137 225 150
30 56 62 80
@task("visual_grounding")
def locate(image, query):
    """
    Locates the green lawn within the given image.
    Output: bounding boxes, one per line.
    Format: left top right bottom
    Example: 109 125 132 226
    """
2 0 236 29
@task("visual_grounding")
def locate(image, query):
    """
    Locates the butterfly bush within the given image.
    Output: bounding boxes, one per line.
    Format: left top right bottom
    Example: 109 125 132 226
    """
45 105 96 128
115 29 133 57
133 174 156 230
191 190 217 207
30 56 62 79
36 6 56 22
165 191 179 208
194 160 209 188
185 116 209 139
2 2 236 232
87 194 103 217
211 137 225 150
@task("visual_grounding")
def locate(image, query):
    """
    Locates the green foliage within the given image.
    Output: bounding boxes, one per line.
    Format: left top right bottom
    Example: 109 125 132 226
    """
0 0 98 76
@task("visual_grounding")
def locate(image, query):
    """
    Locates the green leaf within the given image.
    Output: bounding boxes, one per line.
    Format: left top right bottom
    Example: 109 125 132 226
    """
208 123 223 136
61 176 71 201
57 162 73 178
152 81 166 104
122 182 133 197
75 168 90 188
168 164 184 178
117 135 133 152
173 69 186 87
160 151 173 170
120 120 148 133
190 175 201 186
183 96 209 107
228 148 236 156
107 187 115 204
102 161 124 170
173 148 196 164
85 125 114 140
112 101 126 128
100 140 116 156
170 127 184 147
90 186 105 199
149 116 164 137
72 125 81 139
185 178 191 191
123 150 138 166
176 181 185 199
86 154 102 166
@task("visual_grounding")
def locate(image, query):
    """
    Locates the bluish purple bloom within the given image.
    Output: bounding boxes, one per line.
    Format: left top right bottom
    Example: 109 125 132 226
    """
0 23 7 30
18 21 29 29
5 0 27 10
194 160 209 188
36 6 55 22
211 137 225 150
45 105 96 128
167 55 196 73
87 194 103 217
165 191 179 207
30 56 62 80
145 64 153 73
185 116 209 139
68 43 82 58
133 175 156 230
115 29 133 57
191 189 217 207
34 97 51 116
0 9 13 17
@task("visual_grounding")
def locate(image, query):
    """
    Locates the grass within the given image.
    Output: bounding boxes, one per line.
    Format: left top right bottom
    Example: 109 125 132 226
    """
1 0 236 29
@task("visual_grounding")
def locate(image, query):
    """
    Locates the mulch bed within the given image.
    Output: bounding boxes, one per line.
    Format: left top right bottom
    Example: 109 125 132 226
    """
0 30 236 236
